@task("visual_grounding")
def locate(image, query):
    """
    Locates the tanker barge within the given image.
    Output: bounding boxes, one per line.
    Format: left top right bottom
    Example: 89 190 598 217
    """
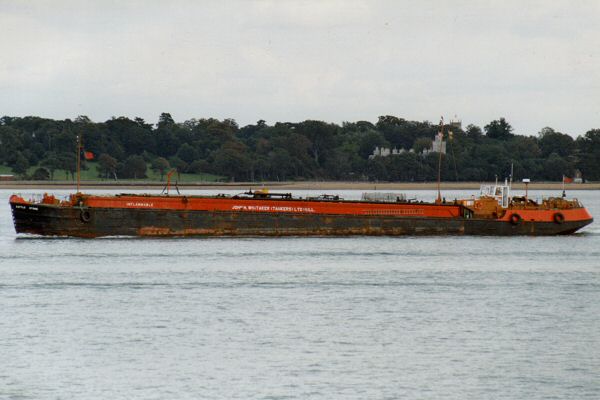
9 182 593 237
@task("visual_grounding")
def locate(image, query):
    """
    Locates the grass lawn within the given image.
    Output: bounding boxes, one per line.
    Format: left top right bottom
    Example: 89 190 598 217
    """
17 161 224 182
0 165 14 175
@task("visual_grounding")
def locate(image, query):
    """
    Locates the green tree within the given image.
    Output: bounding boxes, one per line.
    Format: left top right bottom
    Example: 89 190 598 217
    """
167 156 187 180
152 157 170 181
106 117 155 156
120 155 147 179
358 130 389 159
387 153 420 181
266 148 295 181
12 152 29 177
365 157 388 181
375 116 434 149
577 129 600 180
97 153 118 179
53 130 77 154
0 125 23 165
484 118 513 140
294 120 336 168
57 152 76 180
538 127 574 158
465 124 483 140
412 137 433 154
543 152 570 181
212 146 252 181
323 148 353 180
157 112 175 129
507 135 541 160
40 152 61 179
176 143 198 164
0 112 597 184
187 159 209 174
31 167 50 180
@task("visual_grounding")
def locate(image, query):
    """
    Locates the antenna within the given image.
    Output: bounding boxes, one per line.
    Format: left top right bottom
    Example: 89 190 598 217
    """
509 162 513 199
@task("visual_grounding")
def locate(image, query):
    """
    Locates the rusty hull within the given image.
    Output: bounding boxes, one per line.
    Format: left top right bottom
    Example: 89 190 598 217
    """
10 202 593 237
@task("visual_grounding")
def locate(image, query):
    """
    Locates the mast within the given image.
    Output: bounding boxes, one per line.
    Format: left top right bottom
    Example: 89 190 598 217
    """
76 134 81 193
436 117 444 204
509 162 513 199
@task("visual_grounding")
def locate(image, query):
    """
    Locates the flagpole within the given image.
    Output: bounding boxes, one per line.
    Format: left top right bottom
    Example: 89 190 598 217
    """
76 134 81 193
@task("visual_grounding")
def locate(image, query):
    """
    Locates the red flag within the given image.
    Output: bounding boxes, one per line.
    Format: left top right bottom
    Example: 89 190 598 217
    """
563 176 573 184
84 151 94 160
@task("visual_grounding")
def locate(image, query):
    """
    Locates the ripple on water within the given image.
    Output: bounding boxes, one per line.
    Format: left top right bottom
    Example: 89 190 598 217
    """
1 189 600 399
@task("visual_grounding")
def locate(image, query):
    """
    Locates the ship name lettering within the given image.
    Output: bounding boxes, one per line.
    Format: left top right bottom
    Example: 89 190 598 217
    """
231 205 315 213
126 202 154 207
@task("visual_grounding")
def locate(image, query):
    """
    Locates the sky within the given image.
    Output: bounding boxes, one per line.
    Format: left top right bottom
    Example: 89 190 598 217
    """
1 0 599 136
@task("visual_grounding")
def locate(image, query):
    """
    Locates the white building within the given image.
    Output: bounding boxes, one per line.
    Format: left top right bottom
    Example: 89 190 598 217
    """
422 135 446 155
369 147 412 159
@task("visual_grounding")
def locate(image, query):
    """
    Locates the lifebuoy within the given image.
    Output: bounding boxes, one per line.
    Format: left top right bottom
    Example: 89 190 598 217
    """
80 209 91 223
509 213 521 225
553 212 565 224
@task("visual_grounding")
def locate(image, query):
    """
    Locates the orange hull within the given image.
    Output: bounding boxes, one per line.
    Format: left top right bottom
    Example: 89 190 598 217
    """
499 207 593 223
9 192 594 237
82 194 463 218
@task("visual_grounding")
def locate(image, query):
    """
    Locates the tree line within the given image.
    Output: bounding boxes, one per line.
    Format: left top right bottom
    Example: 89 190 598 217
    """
0 113 599 182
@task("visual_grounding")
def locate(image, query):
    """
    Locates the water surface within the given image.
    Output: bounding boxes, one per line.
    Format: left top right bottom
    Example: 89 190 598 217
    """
1 188 599 399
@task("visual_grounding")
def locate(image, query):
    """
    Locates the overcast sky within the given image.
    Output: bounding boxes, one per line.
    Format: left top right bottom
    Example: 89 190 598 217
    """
1 1 599 136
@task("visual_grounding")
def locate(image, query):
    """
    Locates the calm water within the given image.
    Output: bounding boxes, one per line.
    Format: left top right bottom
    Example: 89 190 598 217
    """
1 188 599 399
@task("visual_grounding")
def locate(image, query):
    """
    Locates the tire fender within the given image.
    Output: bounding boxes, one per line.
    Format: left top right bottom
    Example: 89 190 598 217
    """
553 212 565 224
80 209 91 223
509 213 521 225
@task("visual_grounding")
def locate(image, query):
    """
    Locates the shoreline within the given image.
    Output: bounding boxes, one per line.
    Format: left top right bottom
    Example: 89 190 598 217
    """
1 181 598 191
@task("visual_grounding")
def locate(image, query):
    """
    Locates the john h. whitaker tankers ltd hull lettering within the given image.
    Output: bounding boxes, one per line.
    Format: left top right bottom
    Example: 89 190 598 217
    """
9 183 593 237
